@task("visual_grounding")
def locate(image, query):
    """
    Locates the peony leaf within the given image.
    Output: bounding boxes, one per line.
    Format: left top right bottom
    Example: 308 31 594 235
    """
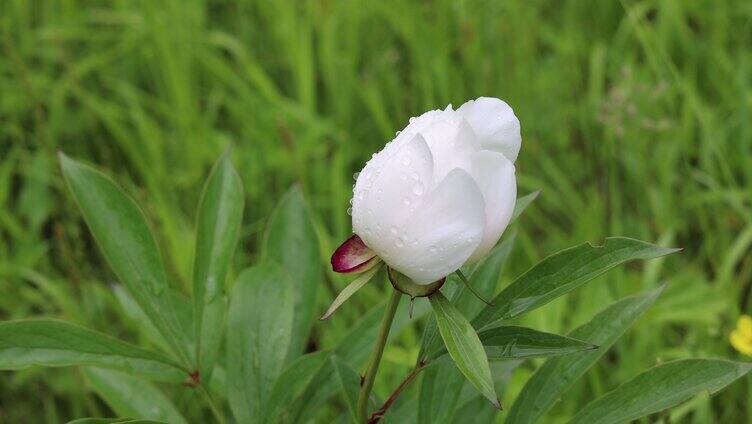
331 356 361 423
192 152 243 382
60 154 192 366
263 350 331 423
511 189 540 221
473 237 680 331
262 186 321 361
418 233 515 363
569 359 752 424
83 368 187 424
430 325 596 361
506 285 665 424
429 291 499 408
0 320 185 382
320 264 381 320
227 262 294 424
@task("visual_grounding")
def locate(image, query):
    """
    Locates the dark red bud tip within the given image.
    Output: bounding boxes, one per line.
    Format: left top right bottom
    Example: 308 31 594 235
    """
331 234 378 273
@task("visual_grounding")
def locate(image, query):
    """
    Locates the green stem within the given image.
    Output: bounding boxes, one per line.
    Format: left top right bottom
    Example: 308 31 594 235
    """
357 288 402 423
197 384 225 424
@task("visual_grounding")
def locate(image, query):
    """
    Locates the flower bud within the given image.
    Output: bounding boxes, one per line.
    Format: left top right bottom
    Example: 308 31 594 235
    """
337 97 519 285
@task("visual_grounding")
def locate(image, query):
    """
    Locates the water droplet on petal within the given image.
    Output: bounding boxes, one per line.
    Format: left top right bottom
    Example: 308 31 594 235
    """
353 172 360 180
410 172 419 181
390 226 398 235
429 246 437 253
401 156 412 166
403 197 411 206
395 238 404 248
412 182 424 195
346 207 352 216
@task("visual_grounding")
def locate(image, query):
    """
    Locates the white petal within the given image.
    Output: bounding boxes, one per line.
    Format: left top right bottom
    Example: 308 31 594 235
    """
466 150 516 263
457 97 521 162
420 117 480 185
385 169 486 284
352 134 434 258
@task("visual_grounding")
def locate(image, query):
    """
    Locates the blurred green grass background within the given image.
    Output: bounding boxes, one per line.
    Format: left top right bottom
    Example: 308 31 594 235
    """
1 0 751 422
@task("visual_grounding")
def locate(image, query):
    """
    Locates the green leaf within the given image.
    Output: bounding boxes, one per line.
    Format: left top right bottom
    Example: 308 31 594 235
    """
331 356 361 423
227 262 294 424
262 186 321 361
570 359 752 424
430 325 595 361
0 320 184 382
59 154 192 365
192 152 243 381
112 287 194 357
506 285 665 424
511 190 540 221
320 264 381 320
473 237 680 330
418 234 515 363
417 236 515 423
429 291 498 408
263 350 331 423
83 368 187 424
418 361 467 424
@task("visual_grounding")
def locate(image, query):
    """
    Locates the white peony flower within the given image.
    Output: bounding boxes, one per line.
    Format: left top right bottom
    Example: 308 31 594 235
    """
332 97 520 284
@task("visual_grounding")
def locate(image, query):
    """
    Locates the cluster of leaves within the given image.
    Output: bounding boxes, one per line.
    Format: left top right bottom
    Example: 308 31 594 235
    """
0 154 749 423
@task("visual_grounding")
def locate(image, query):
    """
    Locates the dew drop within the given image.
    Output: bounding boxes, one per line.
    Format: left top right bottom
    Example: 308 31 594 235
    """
410 172 419 181
395 238 404 248
402 197 411 206
429 246 438 253
353 172 360 180
412 182 424 195
346 207 352 216
401 156 412 166
390 226 398 235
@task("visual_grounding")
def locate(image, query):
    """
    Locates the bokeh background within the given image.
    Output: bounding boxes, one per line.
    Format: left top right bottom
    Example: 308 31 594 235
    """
1 0 751 422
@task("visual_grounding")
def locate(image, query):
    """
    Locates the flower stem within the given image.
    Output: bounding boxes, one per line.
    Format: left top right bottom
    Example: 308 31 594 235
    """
357 288 402 423
367 362 427 423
